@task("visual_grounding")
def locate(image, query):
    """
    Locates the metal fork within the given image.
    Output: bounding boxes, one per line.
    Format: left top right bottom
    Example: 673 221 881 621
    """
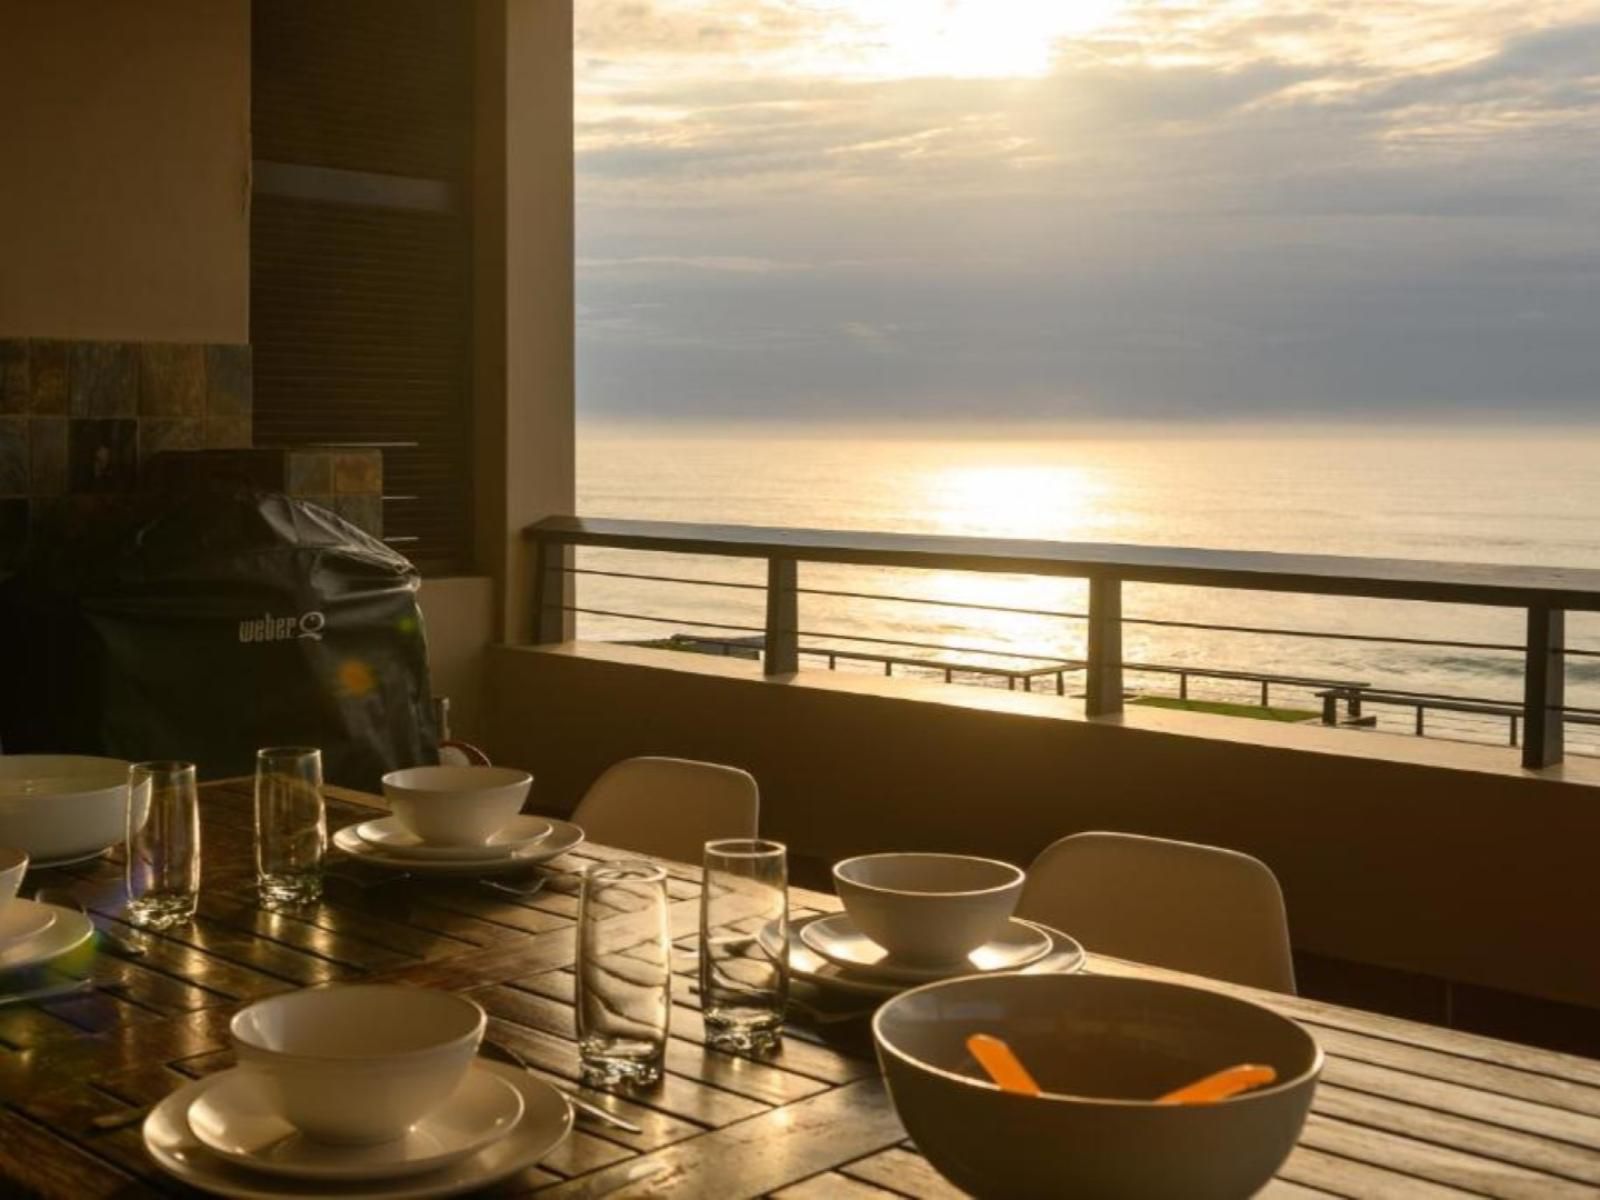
32 888 147 959
478 874 548 899
480 1040 643 1134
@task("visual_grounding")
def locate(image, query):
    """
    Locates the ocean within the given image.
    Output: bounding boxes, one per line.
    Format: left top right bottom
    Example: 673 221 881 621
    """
575 423 1600 751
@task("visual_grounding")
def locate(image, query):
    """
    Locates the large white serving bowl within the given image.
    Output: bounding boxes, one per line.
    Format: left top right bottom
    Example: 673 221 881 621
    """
833 852 1024 965
231 984 486 1145
874 973 1322 1200
0 847 27 906
382 765 532 846
0 756 133 864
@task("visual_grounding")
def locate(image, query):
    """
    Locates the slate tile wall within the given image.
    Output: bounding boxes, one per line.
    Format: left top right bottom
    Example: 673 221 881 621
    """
0 337 253 570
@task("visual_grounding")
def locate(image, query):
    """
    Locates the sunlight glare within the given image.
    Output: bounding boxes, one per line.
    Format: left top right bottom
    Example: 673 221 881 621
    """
839 0 1125 79
926 462 1106 539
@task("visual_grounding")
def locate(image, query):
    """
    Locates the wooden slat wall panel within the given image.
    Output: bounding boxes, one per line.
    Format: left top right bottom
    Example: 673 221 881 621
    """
250 0 474 573
251 0 472 180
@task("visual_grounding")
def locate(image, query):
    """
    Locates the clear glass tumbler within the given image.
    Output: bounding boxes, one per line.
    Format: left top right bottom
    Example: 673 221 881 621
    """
576 861 672 1087
125 761 201 929
254 746 327 905
699 838 788 1054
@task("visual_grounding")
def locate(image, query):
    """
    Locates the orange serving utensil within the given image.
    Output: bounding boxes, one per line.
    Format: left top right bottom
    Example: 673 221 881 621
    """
966 1033 1043 1097
1157 1063 1278 1105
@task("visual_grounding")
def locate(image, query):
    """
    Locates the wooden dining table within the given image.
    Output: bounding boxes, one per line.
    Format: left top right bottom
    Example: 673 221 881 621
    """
1 779 1598 1198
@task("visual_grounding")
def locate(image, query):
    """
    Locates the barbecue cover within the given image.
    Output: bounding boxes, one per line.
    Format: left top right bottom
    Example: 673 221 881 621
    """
0 492 438 790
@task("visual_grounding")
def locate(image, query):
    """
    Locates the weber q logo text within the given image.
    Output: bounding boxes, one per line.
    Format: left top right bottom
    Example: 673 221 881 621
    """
239 611 326 644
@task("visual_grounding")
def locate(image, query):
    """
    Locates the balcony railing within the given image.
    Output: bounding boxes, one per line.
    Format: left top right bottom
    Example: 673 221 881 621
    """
525 515 1600 769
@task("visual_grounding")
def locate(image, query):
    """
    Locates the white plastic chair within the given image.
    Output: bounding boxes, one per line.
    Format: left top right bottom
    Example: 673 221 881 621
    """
1018 831 1297 993
570 756 759 865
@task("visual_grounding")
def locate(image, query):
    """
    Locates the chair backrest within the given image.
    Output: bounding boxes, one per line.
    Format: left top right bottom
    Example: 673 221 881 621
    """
570 756 759 865
1018 831 1296 993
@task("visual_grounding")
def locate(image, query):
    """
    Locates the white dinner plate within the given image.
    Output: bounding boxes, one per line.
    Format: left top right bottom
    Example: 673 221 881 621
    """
769 913 1085 998
354 815 552 861
189 1062 525 1182
0 902 95 972
333 819 584 875
0 899 57 951
799 913 1053 984
144 1059 572 1200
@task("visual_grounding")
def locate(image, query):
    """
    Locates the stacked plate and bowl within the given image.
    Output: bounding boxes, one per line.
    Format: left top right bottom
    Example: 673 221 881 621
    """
777 850 1322 1197
0 755 133 979
332 767 583 875
770 852 1085 1001
143 985 572 1198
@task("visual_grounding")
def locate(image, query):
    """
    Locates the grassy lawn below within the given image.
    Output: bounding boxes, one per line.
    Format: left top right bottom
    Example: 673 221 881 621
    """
1131 696 1320 723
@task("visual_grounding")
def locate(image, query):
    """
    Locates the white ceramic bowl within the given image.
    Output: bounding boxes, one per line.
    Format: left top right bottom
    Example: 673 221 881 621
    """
833 853 1024 965
0 847 27 907
874 973 1322 1199
381 766 533 847
0 756 134 864
231 984 486 1145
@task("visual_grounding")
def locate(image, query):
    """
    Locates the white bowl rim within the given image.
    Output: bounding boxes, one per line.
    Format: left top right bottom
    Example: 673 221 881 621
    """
873 971 1325 1108
0 755 131 789
382 766 533 791
230 984 486 1065
0 847 28 872
835 852 1024 898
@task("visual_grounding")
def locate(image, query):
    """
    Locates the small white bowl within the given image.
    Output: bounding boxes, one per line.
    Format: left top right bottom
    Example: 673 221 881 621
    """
231 985 486 1145
834 853 1024 965
0 755 132 863
0 847 27 907
381 766 532 847
874 973 1322 1199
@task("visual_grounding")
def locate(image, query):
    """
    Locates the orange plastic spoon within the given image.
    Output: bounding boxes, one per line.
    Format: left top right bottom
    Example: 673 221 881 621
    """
1157 1063 1278 1105
966 1033 1043 1097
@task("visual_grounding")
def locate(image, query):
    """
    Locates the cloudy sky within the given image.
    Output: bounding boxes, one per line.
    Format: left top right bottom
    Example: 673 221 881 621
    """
575 1 1599 424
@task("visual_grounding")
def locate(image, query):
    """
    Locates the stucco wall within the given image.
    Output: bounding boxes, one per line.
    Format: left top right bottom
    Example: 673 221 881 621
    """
486 641 1600 1013
0 0 250 342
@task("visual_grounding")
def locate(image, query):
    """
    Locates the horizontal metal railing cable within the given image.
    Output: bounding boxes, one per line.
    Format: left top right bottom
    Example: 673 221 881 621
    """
566 607 767 636
566 566 769 592
563 565 1599 657
568 585 1600 709
542 519 1600 764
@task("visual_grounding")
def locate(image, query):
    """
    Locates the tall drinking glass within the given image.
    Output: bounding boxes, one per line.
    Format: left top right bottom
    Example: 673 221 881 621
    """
699 838 788 1054
125 761 200 929
576 861 672 1087
254 747 326 904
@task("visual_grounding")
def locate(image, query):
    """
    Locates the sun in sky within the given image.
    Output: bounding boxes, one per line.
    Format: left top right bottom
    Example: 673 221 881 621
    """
833 0 1127 79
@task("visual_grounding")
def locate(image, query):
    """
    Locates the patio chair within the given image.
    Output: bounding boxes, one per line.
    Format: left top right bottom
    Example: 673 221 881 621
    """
1018 831 1296 993
570 756 759 865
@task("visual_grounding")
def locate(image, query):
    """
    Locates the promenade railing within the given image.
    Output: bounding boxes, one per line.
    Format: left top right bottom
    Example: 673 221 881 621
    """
525 516 1600 769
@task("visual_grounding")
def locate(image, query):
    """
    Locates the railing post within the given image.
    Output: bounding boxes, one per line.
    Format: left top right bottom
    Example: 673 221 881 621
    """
1522 605 1565 768
529 533 568 644
1084 575 1124 717
763 557 798 675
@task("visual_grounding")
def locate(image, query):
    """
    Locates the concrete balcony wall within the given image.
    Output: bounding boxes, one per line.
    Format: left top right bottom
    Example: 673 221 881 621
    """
487 641 1600 1014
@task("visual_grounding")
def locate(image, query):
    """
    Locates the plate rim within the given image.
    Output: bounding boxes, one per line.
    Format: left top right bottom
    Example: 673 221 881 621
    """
0 903 95 972
774 912 1084 997
798 911 1054 983
354 815 554 860
333 819 584 874
143 1058 573 1200
188 1061 526 1182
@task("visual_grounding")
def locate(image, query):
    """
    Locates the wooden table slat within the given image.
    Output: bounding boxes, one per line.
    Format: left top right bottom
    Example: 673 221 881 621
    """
0 780 1596 1200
